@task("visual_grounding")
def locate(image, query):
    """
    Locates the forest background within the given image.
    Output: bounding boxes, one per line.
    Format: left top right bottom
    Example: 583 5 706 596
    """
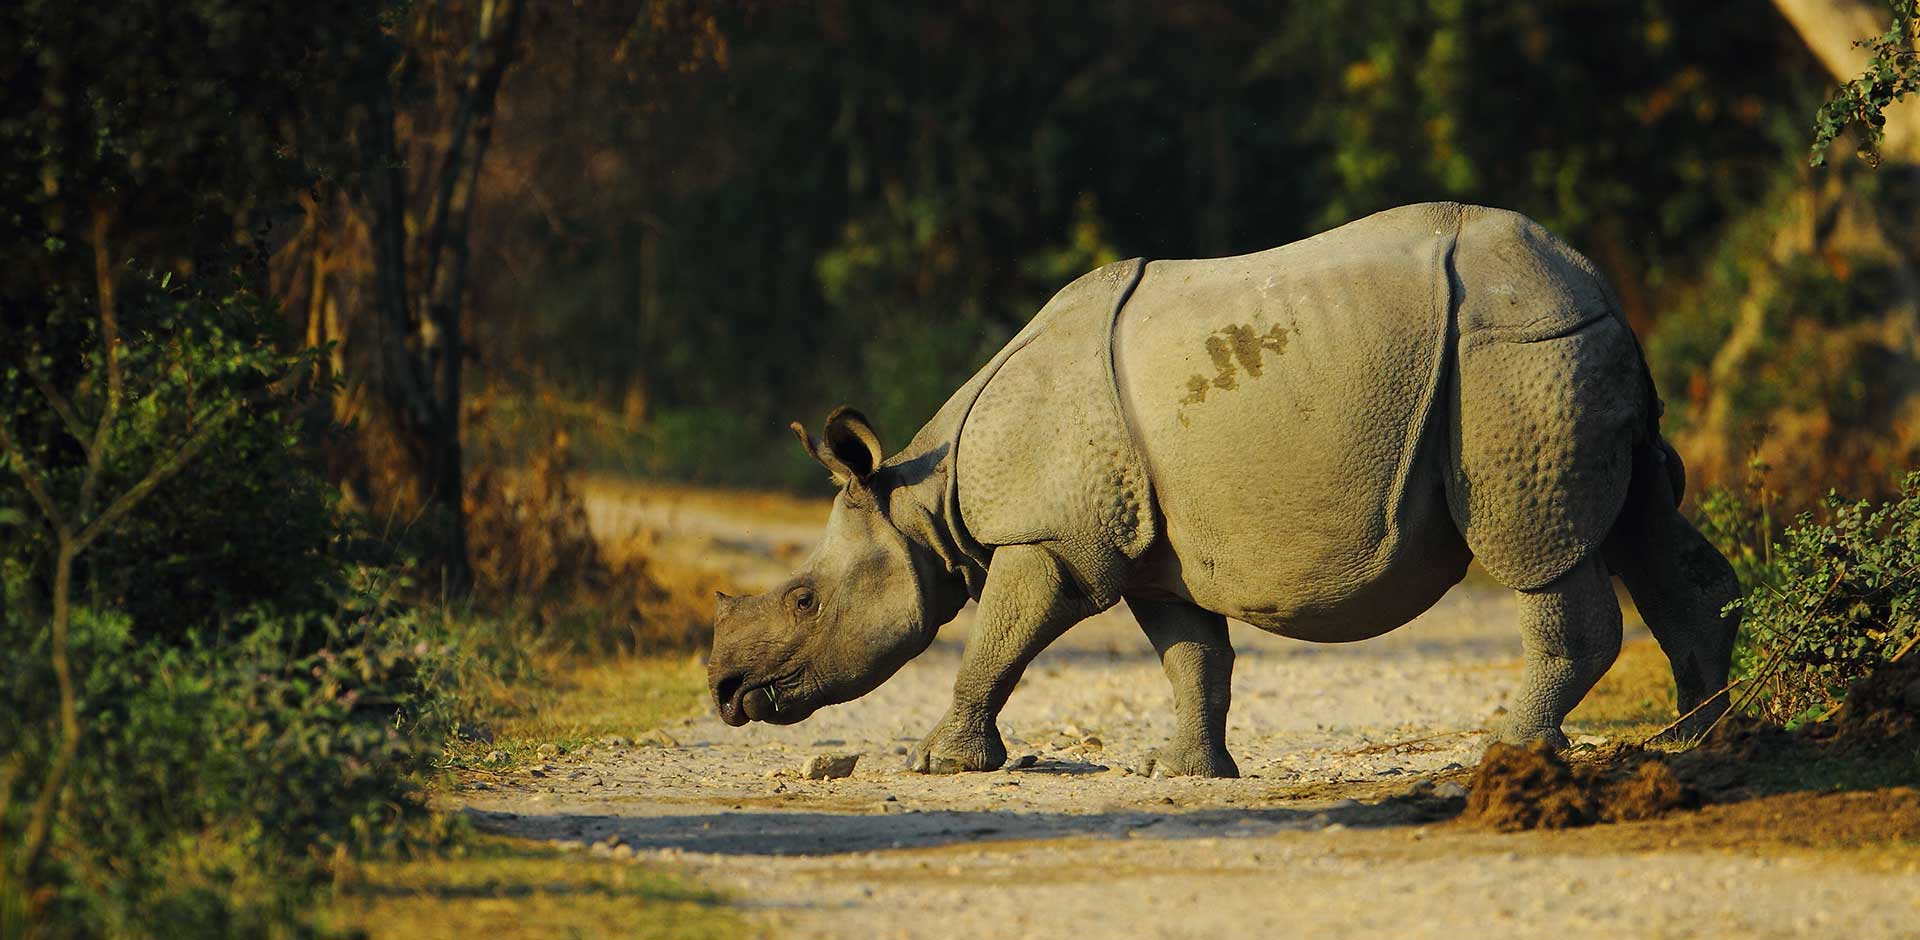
432 0 1920 505
5 1 1920 937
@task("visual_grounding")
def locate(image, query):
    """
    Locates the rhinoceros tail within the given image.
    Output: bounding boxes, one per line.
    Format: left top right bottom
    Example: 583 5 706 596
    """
1652 433 1687 509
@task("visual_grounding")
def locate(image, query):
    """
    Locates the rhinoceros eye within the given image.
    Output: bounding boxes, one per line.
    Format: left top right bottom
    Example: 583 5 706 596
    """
789 587 816 615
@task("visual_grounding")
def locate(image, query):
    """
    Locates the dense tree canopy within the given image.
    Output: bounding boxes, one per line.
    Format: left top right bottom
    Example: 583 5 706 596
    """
448 1 1917 496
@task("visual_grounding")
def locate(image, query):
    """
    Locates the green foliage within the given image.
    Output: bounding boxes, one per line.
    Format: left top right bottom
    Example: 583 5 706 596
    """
0 4 473 936
474 2 1827 489
1 0 391 633
1 577 468 940
1811 0 1920 166
1705 472 1920 727
1658 237 1904 437
640 406 817 489
0 275 341 642
1693 461 1786 597
1272 0 1813 266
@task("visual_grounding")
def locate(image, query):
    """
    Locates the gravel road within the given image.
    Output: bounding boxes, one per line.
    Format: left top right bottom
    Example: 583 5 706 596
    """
457 481 1920 939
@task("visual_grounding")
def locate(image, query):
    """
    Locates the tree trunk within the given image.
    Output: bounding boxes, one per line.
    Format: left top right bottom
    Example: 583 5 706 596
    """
341 0 526 596
1772 0 1920 165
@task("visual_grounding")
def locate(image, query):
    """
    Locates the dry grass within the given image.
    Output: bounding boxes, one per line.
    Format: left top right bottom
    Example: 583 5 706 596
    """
326 837 751 940
450 654 710 769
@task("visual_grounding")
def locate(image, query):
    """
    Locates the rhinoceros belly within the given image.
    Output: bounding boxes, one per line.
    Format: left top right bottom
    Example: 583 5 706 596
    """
1114 204 1472 641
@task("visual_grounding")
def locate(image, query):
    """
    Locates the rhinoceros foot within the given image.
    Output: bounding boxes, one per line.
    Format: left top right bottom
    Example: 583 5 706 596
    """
906 718 1006 774
1142 741 1239 779
1490 720 1572 752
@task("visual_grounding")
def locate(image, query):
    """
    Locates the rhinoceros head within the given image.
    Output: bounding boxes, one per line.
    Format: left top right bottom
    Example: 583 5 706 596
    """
708 407 948 726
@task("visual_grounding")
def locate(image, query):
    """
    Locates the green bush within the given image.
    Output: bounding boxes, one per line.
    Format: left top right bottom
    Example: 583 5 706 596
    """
1 276 343 643
1693 460 1788 600
1 567 473 940
1701 471 1920 726
0 146 462 940
0 2 488 935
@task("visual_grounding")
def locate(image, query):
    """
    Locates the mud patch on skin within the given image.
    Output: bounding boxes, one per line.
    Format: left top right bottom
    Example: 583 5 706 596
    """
1180 324 1290 404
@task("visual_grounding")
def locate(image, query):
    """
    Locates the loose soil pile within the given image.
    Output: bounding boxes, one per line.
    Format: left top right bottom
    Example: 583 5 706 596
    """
1467 655 1920 831
1810 653 1920 749
1463 742 1695 831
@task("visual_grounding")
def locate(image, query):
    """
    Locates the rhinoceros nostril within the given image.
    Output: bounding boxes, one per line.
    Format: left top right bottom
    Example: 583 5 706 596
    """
713 672 746 714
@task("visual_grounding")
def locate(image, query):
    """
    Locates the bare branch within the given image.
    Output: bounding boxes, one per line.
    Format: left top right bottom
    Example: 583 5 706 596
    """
73 396 242 552
0 421 70 537
13 540 77 881
418 0 523 328
80 208 124 520
25 369 90 447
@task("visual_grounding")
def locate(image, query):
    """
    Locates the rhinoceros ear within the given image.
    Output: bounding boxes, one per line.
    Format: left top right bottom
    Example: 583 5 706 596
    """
788 421 838 482
822 406 884 481
788 408 884 485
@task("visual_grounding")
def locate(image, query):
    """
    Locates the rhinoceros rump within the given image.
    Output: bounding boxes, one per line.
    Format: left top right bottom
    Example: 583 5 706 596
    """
708 203 1739 776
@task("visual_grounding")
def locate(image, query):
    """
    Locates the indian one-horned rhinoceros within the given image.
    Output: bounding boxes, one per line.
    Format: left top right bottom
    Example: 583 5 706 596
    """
707 202 1740 777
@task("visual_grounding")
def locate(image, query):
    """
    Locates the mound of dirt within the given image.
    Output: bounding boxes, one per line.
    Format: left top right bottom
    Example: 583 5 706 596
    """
1463 742 1698 832
1469 656 1920 832
1813 654 1920 750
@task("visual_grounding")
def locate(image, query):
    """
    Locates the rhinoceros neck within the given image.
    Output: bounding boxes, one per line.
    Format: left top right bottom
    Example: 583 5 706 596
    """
880 258 1152 601
878 320 1037 598
880 431 988 600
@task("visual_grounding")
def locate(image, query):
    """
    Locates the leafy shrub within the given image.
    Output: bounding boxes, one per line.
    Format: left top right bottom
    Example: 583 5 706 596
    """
1704 471 1920 726
1693 459 1788 598
1 572 469 940
0 3 488 936
0 275 342 645
0 163 465 940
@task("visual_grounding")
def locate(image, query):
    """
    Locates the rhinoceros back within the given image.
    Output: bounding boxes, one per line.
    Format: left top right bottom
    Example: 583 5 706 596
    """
1113 203 1644 637
1114 203 1468 637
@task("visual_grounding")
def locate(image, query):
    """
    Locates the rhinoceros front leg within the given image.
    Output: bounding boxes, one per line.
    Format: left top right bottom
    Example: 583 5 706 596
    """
1130 599 1239 778
908 544 1094 774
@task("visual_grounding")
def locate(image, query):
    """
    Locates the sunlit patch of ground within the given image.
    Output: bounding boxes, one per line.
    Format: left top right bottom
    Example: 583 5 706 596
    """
448 654 710 771
1566 637 1678 743
326 836 750 940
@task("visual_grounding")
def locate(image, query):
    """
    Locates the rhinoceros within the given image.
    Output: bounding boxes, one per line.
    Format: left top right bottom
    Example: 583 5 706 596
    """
707 202 1739 776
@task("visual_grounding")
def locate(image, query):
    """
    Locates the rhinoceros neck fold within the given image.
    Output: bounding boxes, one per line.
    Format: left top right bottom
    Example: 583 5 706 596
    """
875 415 986 598
886 472 987 602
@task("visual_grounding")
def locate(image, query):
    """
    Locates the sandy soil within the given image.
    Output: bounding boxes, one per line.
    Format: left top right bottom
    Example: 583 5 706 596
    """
460 479 1920 939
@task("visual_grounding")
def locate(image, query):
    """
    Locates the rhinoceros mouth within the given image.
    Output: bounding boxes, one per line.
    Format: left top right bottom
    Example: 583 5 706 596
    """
717 671 807 726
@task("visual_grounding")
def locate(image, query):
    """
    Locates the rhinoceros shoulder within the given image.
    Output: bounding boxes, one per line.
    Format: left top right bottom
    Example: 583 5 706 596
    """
952 258 1157 604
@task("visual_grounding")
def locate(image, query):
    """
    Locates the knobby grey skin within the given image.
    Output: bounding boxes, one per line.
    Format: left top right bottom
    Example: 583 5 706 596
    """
708 202 1740 777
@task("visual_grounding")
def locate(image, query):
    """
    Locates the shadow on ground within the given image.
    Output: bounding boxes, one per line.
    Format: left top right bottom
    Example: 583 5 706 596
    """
469 790 1465 857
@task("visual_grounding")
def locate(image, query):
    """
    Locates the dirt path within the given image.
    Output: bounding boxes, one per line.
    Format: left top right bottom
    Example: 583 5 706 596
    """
461 480 1920 939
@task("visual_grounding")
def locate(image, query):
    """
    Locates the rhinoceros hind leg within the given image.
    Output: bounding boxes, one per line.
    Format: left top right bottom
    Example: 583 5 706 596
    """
1131 598 1239 778
1497 555 1622 748
1603 443 1740 741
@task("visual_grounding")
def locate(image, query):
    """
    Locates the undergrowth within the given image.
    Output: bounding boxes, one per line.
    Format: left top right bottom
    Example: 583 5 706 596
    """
1696 466 1920 727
